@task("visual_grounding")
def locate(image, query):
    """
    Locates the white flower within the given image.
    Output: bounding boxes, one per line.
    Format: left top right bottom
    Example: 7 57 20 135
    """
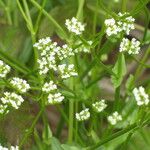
105 12 135 36
133 86 149 106
1 92 24 109
0 105 9 115
105 18 120 36
10 77 30 93
107 111 122 125
33 37 52 50
119 38 140 54
42 81 57 93
57 44 74 60
0 60 11 78
34 37 75 75
58 64 78 79
92 99 107 113
0 145 19 150
74 41 92 53
76 108 90 121
48 92 64 104
65 17 85 35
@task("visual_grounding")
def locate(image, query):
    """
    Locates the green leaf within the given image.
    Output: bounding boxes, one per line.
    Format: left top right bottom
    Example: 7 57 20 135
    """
42 124 52 145
51 137 63 150
61 144 81 150
18 37 32 63
130 0 150 16
111 53 126 88
34 129 43 150
125 74 135 93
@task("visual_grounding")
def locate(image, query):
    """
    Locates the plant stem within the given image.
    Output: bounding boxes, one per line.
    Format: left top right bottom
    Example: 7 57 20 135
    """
76 0 85 20
57 105 85 145
68 100 74 143
16 0 38 69
34 0 47 34
19 107 44 149
30 0 67 40
122 0 127 12
113 86 121 111
75 101 78 142
135 47 150 80
5 6 12 25
85 118 150 150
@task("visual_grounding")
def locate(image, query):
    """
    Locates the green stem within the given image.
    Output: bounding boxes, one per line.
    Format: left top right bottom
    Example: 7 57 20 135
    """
113 86 121 111
22 0 38 69
87 3 150 33
131 56 150 68
22 0 32 24
34 0 47 34
19 107 44 149
75 101 78 142
68 100 74 143
122 0 127 12
76 0 85 20
0 1 12 25
16 0 32 30
30 0 67 40
5 7 12 25
0 49 30 74
85 118 150 150
135 47 150 80
56 105 84 145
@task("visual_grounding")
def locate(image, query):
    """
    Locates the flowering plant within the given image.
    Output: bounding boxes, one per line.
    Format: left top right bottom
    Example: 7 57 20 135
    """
0 0 149 149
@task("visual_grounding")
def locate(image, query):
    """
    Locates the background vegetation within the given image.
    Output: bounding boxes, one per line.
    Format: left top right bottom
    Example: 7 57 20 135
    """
0 0 150 149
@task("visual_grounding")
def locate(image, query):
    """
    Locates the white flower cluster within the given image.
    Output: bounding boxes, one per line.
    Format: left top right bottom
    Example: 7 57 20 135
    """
0 145 18 150
65 17 85 35
58 64 78 79
42 80 64 105
105 12 135 36
1 92 24 109
48 92 64 104
107 111 122 125
76 108 90 121
74 41 92 53
10 77 30 93
34 37 75 75
133 86 149 106
57 44 74 60
42 81 57 93
0 60 11 78
92 99 107 113
119 38 140 54
0 104 9 115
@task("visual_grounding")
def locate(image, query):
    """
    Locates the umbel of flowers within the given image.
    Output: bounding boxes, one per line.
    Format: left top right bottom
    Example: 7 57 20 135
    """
76 108 90 121
10 77 30 93
0 145 18 150
65 17 85 35
42 81 57 93
92 99 107 113
33 37 77 76
1 92 24 109
119 38 141 54
105 12 135 36
0 60 30 115
107 111 122 125
0 60 10 78
133 86 149 106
